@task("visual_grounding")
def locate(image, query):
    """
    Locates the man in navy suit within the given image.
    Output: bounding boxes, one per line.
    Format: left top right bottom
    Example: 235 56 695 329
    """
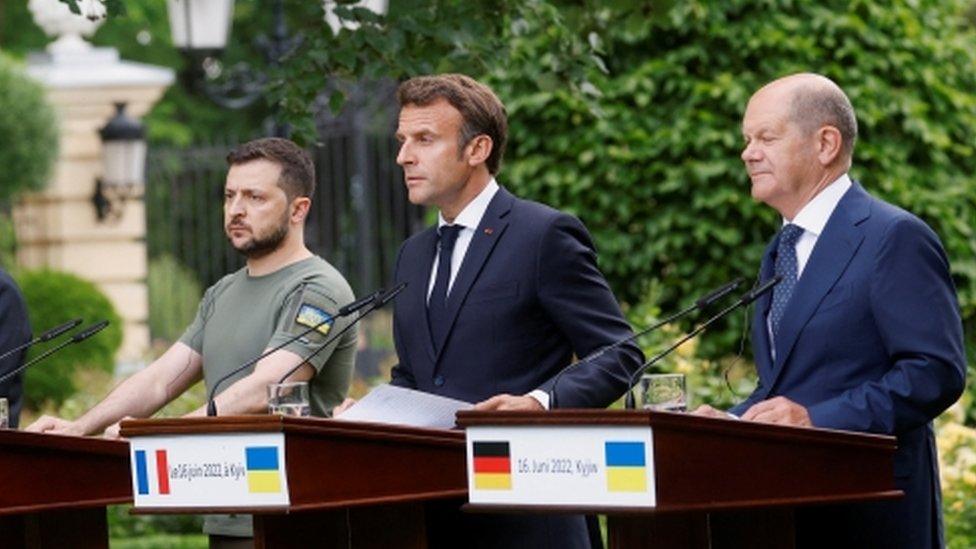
0 268 30 428
385 74 642 548
698 73 966 548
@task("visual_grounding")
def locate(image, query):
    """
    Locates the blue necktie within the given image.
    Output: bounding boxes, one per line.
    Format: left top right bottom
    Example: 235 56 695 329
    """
769 223 804 339
428 225 462 352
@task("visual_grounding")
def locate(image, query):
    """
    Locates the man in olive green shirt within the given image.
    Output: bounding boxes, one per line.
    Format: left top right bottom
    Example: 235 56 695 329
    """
180 253 354 418
28 137 357 544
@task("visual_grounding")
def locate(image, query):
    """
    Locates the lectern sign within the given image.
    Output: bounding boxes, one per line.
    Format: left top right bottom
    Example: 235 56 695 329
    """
130 432 290 508
465 425 656 507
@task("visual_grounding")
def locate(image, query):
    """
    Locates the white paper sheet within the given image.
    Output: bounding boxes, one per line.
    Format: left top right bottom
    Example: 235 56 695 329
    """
335 383 472 429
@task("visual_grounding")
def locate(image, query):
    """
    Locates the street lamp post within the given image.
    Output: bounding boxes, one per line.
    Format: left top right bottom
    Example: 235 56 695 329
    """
166 0 300 136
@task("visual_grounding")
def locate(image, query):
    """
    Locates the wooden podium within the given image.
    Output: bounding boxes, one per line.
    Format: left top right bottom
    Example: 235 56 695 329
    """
456 409 902 549
0 429 131 549
119 416 467 548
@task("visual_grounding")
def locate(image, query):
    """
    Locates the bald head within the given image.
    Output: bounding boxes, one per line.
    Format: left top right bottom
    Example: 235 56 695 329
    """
756 73 858 164
741 74 858 218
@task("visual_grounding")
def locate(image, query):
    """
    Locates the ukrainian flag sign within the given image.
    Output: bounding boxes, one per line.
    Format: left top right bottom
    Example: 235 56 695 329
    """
246 446 282 493
605 441 647 492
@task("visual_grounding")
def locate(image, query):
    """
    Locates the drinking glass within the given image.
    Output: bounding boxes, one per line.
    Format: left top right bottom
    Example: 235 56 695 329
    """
639 373 687 412
268 382 310 417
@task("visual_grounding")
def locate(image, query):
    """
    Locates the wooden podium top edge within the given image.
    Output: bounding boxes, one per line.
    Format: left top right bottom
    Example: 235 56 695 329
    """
0 428 129 455
461 489 904 515
119 415 465 446
455 409 897 450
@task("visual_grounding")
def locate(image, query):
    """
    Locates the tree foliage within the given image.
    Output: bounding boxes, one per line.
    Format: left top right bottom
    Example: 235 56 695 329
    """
270 0 624 143
0 53 58 202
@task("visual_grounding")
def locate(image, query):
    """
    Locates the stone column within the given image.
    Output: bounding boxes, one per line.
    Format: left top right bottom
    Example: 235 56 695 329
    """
16 0 174 371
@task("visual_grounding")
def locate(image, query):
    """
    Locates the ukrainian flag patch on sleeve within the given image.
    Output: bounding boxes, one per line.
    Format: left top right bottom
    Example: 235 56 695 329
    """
295 303 334 336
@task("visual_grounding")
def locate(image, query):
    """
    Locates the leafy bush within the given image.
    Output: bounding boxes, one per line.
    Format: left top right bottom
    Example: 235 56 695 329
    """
938 402 976 549
0 52 58 201
16 270 123 408
108 504 204 542
109 534 207 549
147 254 203 344
491 0 976 363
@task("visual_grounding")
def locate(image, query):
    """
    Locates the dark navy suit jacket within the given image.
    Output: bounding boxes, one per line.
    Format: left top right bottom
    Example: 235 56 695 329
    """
732 182 966 549
390 186 643 548
0 269 30 429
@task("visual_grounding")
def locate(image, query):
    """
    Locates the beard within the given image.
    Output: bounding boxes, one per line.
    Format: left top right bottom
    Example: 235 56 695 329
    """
227 213 290 259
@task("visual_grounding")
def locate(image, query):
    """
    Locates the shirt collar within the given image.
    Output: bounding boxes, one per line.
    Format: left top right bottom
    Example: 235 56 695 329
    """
438 178 500 230
784 173 852 236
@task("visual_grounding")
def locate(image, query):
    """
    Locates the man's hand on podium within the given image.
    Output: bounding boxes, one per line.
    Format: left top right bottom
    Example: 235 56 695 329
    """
741 396 812 427
102 417 132 439
474 394 544 411
25 415 85 436
691 404 732 419
333 398 357 417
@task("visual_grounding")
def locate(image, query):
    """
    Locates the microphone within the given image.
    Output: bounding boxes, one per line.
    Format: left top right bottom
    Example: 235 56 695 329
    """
273 282 408 386
377 282 407 307
0 320 109 384
696 277 746 309
71 320 110 342
338 289 384 316
205 283 407 417
0 318 83 363
623 276 781 409
548 278 745 409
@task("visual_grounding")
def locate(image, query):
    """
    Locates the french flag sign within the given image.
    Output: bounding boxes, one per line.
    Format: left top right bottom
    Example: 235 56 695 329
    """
133 448 170 496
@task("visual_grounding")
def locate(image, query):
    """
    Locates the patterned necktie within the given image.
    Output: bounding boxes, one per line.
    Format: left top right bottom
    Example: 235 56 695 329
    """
769 223 804 339
428 225 463 352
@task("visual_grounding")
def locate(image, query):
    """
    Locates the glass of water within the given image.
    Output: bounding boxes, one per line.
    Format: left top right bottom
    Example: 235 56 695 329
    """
268 381 310 417
0 397 8 429
640 373 687 412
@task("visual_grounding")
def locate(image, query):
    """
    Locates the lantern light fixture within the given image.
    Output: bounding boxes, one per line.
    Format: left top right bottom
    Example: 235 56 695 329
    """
94 102 146 222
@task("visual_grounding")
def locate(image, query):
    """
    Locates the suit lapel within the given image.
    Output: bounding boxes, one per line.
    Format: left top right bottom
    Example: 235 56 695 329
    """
408 228 439 363
752 238 777 384
768 184 870 385
431 188 514 359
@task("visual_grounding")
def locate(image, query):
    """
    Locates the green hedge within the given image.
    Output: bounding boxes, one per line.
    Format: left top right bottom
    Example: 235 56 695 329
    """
16 270 123 408
147 254 203 344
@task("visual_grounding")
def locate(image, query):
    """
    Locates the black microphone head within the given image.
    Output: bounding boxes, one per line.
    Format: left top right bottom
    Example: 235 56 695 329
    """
740 275 782 306
378 281 408 307
695 277 745 309
39 318 83 342
71 320 110 343
338 289 383 316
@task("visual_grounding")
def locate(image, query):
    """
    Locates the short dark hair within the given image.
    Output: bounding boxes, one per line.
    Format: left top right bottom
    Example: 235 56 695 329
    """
790 84 858 160
397 74 508 175
226 137 315 200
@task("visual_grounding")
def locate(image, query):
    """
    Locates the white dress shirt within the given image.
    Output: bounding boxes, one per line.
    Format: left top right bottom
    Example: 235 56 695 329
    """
767 173 852 358
426 179 499 300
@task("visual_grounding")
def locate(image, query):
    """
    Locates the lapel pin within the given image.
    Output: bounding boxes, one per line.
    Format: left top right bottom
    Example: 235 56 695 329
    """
484 227 494 235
